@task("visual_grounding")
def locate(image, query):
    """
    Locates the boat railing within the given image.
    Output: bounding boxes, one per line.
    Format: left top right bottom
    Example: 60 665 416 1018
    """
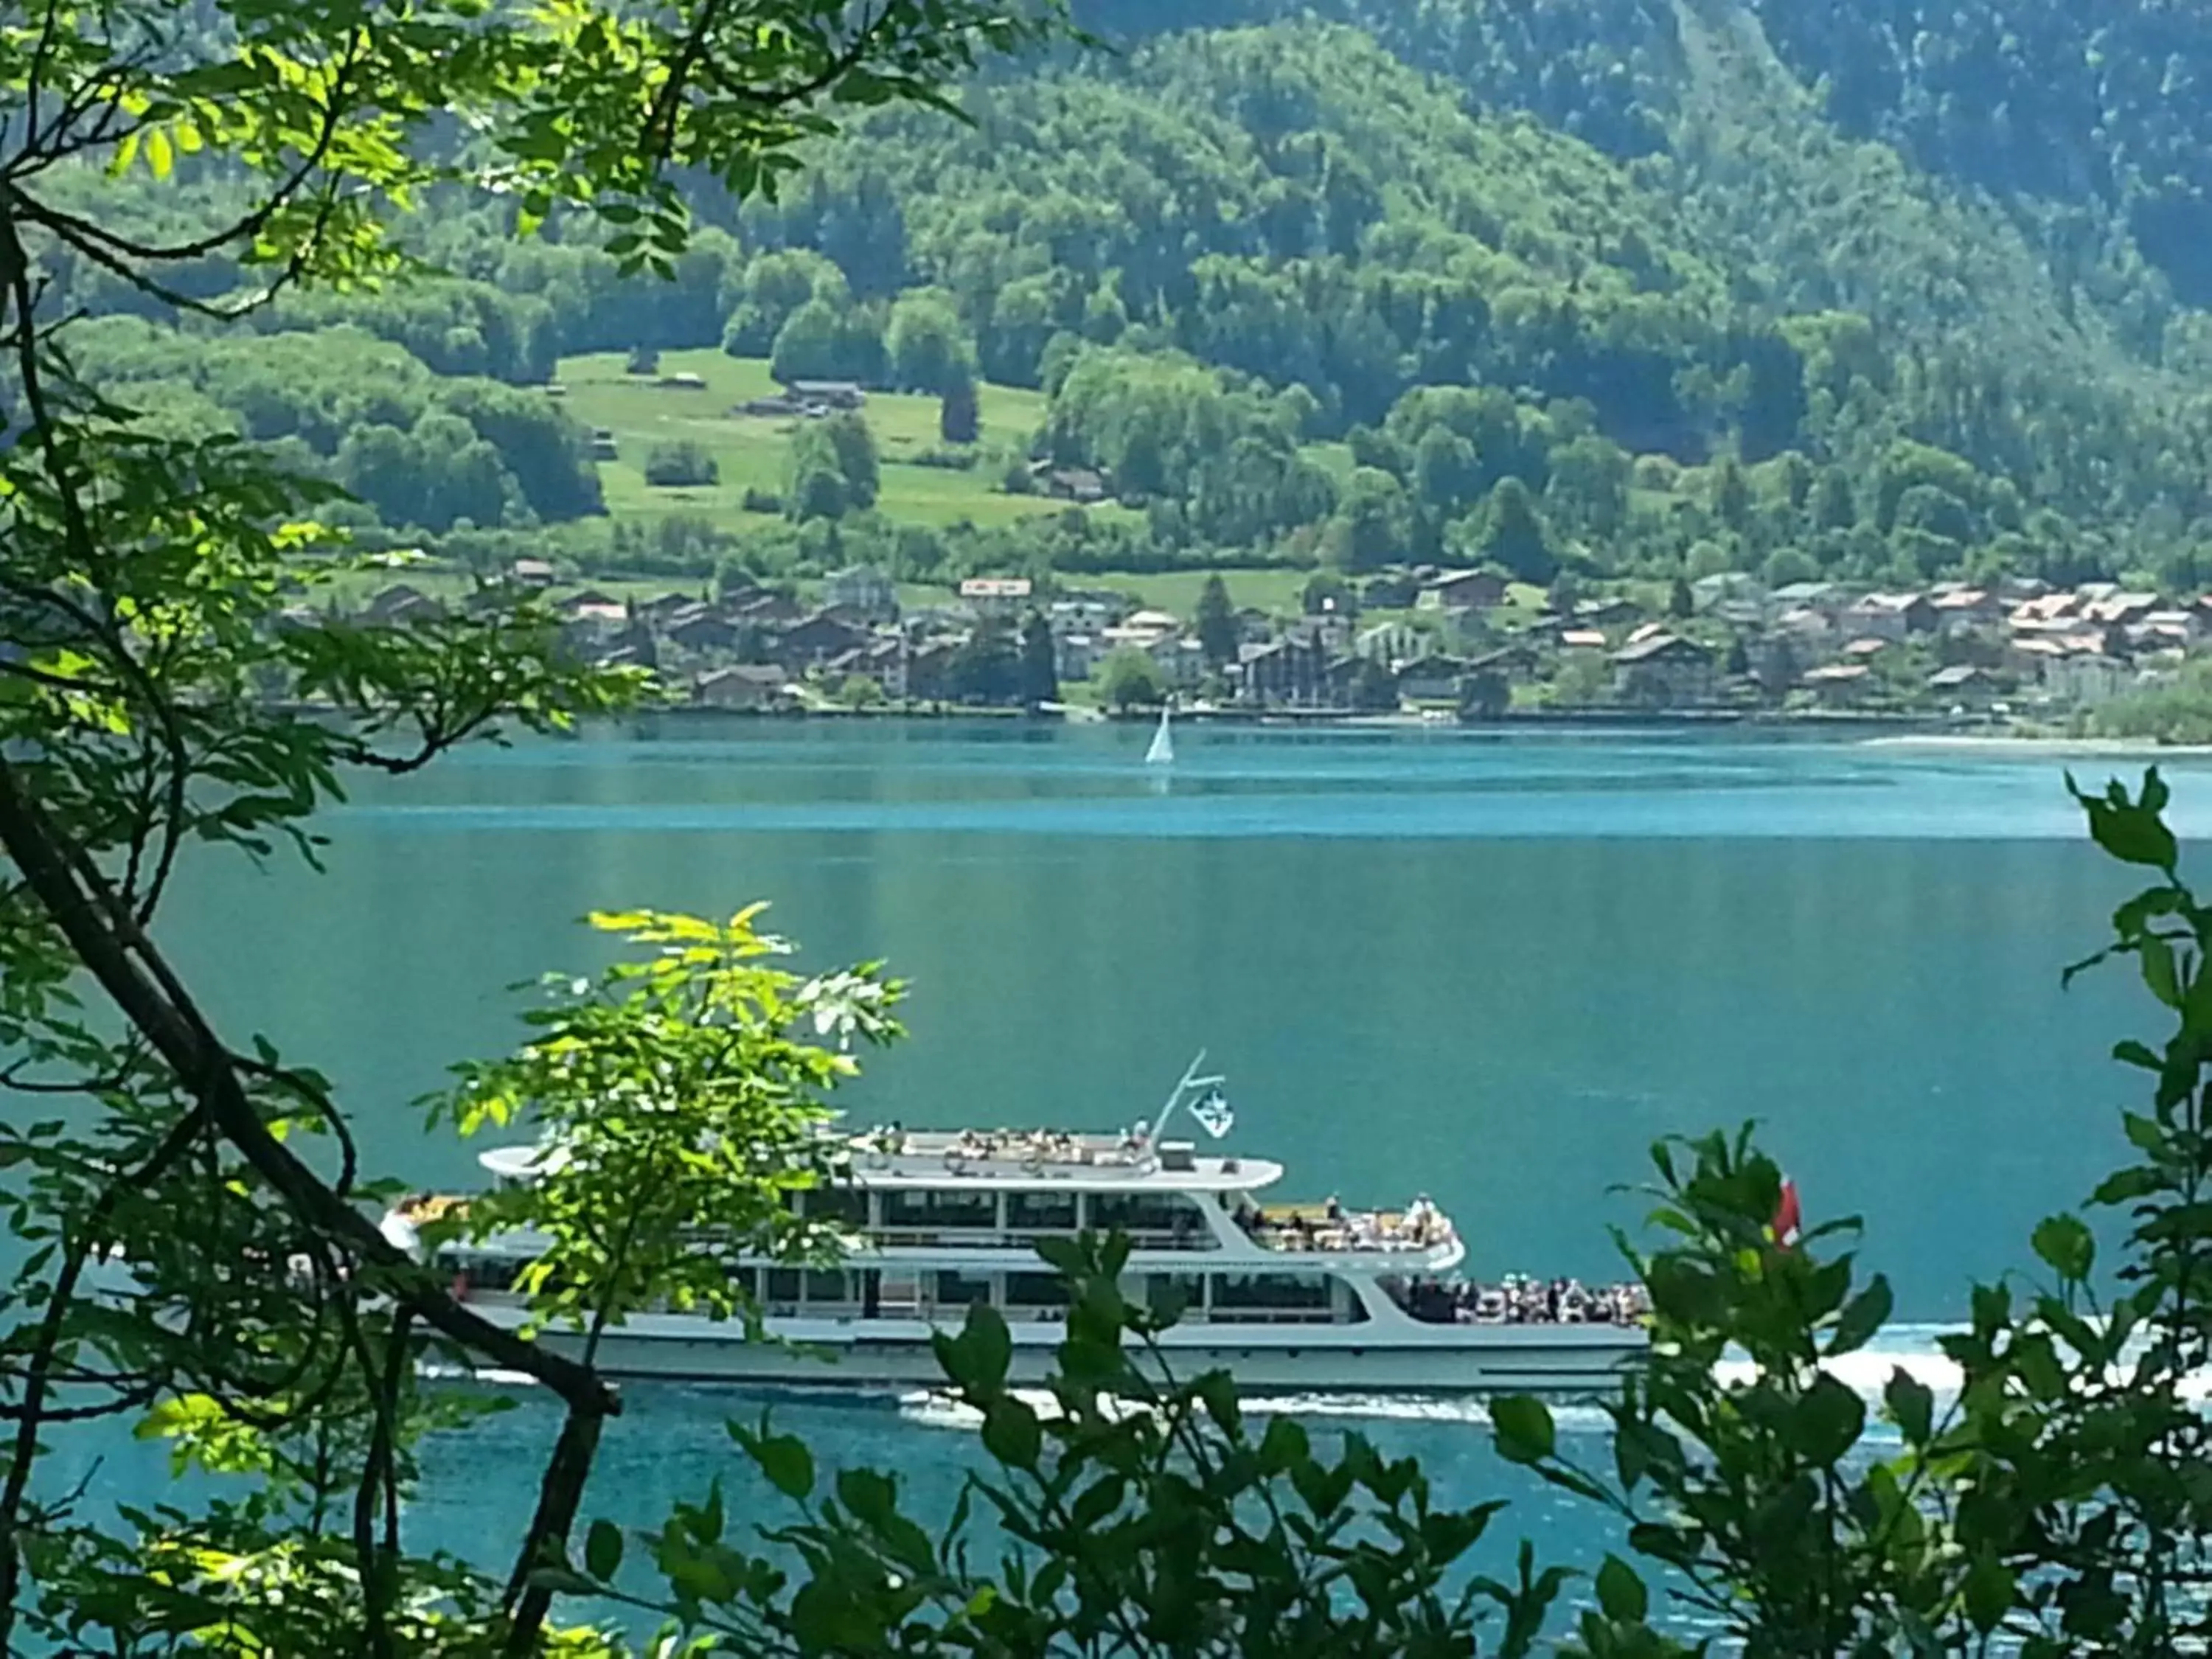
863 1225 1217 1253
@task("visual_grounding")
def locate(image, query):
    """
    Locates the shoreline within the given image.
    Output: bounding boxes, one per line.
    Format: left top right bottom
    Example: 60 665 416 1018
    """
1857 733 2212 757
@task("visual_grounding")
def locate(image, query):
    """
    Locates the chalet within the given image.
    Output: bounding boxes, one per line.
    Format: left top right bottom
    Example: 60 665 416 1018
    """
1360 573 1420 610
959 577 1035 616
1047 467 1110 504
655 372 709 391
2042 653 2131 707
636 591 698 627
785 380 867 411
1842 592 1935 640
1691 572 1765 615
1054 633 1099 684
1610 633 1714 707
1416 570 1508 614
775 611 871 668
664 611 740 655
692 665 790 710
363 583 441 625
558 589 627 625
1932 588 2003 631
508 557 557 588
1575 597 1642 630
905 639 963 703
1355 621 1425 667
1770 581 1848 615
2084 591 2160 628
1801 662 1874 707
728 588 803 625
1559 628 1610 653
824 565 897 622
1394 653 1471 704
1841 636 1891 659
588 428 619 461
1927 664 2001 706
1236 630 1333 708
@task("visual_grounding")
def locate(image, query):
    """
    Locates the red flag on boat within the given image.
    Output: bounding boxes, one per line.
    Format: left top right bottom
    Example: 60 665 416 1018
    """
1773 1178 1802 1248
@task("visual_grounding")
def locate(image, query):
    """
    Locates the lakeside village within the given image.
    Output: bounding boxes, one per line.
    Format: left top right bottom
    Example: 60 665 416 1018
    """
337 557 2212 728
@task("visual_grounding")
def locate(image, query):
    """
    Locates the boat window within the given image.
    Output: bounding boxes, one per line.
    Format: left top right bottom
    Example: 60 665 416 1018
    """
935 1270 994 1307
1148 1273 1204 1320
1005 1190 1077 1231
446 1252 526 1293
803 1184 869 1225
882 1189 997 1229
764 1267 803 1304
804 1270 849 1303
1088 1192 1197 1237
1004 1270 1069 1308
1211 1273 1332 1311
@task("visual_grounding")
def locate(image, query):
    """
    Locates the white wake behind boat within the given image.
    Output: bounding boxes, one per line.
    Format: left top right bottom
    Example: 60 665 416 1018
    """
1144 706 1174 766
381 1058 1646 1396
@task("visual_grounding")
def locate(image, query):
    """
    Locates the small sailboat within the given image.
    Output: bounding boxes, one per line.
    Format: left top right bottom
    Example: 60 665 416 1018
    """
1144 704 1175 767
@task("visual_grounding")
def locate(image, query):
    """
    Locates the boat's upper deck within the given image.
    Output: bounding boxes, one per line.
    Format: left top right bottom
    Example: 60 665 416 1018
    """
479 1130 1285 1194
846 1127 1284 1192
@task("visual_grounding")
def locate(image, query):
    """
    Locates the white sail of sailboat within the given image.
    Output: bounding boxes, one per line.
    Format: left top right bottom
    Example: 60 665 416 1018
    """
1144 705 1175 766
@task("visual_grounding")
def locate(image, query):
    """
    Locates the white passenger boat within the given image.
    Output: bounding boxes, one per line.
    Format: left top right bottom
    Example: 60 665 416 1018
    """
381 1059 1647 1396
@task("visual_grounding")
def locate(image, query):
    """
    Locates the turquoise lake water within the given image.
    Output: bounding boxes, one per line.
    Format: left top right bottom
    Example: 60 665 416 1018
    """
115 722 2212 1630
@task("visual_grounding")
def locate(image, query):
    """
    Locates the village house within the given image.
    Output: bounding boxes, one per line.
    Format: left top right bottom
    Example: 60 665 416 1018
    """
1770 581 1848 616
1575 597 1642 630
692 665 791 711
1927 664 2002 708
2042 653 2132 707
1773 606 1838 646
507 557 557 588
1691 572 1767 617
905 639 963 703
824 565 898 624
959 576 1034 618
1559 627 1610 654
1236 630 1334 709
1932 588 2003 633
1394 653 1471 705
2083 591 2160 628
1841 591 1935 641
773 610 871 670
1356 620 1426 667
1801 662 1874 707
1054 633 1098 684
728 588 804 626
1611 633 1715 707
1416 569 1509 616
364 583 442 626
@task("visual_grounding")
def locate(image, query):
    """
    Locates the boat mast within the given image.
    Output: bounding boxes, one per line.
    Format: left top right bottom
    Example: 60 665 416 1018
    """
1147 1050 1223 1150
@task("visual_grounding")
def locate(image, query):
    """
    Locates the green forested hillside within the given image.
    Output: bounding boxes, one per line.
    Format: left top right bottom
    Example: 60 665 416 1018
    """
58 0 2212 595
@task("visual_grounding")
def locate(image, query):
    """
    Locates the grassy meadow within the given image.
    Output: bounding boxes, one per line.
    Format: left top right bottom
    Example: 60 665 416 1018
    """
557 349 1116 532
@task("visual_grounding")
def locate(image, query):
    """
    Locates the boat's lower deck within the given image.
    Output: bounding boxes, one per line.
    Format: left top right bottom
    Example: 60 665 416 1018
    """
459 1307 1644 1397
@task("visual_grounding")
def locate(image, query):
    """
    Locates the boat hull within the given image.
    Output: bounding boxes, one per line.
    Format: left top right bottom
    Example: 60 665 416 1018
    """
461 1308 1644 1397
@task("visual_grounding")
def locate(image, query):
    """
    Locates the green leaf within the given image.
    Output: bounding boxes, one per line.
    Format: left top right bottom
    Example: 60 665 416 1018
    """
2140 933 2182 1007
981 1397 1041 1470
146 126 173 181
1826 1274 1893 1357
1787 1372 1865 1466
1964 1551 2015 1633
1884 1367 1934 1444
1492 1396 1554 1464
1594 1554 1649 1623
963 1302 1011 1392
584 1518 623 1580
754 1433 813 1500
2031 1213 2096 1282
2070 771 2179 872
